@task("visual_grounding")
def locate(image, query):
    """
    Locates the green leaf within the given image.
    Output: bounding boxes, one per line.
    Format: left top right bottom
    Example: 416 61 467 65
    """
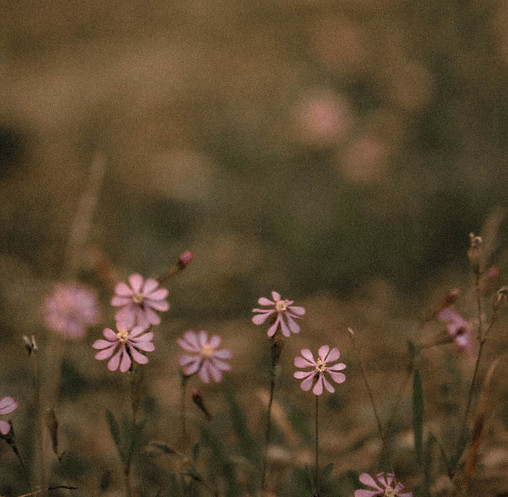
105 410 125 464
320 462 334 482
413 369 424 466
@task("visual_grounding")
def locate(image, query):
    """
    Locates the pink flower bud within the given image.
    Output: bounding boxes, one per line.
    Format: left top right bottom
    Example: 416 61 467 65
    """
178 250 194 267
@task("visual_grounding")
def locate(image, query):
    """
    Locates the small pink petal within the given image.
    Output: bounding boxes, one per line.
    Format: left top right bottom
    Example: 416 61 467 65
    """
113 282 134 298
300 349 316 364
294 356 314 368
318 345 330 361
119 348 132 372
129 345 149 365
286 314 301 334
257 297 274 306
328 371 346 384
93 339 115 350
312 375 325 395
128 274 144 293
271 291 281 301
142 278 160 295
359 473 382 490
95 346 117 360
354 490 380 497
299 372 316 391
215 349 233 360
288 305 306 316
107 349 123 371
111 295 133 307
294 371 314 380
209 334 222 349
0 397 18 415
146 299 169 311
252 310 273 325
325 347 341 362
267 315 282 337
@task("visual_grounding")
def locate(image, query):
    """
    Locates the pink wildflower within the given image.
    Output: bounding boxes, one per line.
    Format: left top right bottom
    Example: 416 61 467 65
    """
293 345 346 395
177 330 233 383
44 283 100 339
437 297 473 354
354 472 413 497
92 324 155 373
252 291 306 337
178 250 194 267
0 396 19 435
111 274 169 329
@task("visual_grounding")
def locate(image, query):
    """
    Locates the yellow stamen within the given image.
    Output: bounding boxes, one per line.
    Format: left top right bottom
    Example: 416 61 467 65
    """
116 329 130 343
132 293 144 305
275 299 289 312
201 343 215 359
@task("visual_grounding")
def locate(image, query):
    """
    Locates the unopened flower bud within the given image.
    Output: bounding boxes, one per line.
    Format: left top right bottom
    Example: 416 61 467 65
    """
443 288 460 306
22 335 38 356
467 233 483 275
191 388 211 420
178 250 194 268
493 286 508 316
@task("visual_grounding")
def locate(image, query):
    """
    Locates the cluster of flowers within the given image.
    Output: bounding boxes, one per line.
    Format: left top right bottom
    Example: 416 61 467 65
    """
252 291 411 496
36 263 415 495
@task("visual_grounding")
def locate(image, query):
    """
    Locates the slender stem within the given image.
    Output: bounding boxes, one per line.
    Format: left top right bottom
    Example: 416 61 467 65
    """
180 373 189 450
348 329 386 444
261 338 278 489
314 394 319 497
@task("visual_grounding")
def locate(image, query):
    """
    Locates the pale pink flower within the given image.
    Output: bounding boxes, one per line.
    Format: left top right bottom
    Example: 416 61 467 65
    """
437 299 473 354
178 330 233 383
354 472 412 497
0 396 19 435
111 274 169 329
92 324 155 373
252 291 306 337
44 283 100 339
293 345 346 395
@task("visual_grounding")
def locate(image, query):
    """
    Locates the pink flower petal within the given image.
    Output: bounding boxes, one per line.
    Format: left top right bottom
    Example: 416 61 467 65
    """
252 310 274 325
294 356 314 368
279 318 292 337
300 349 316 364
197 330 209 347
111 295 133 307
183 359 201 376
0 397 18 415
294 371 314 380
95 346 117 360
113 282 134 298
267 315 282 337
318 345 330 361
129 345 149 365
359 473 382 490
257 297 274 306
299 372 316 391
142 278 160 295
143 306 161 326
322 375 335 393
128 274 144 293
93 339 115 350
354 490 380 497
107 349 123 371
288 305 306 316
285 313 301 334
328 371 346 384
199 362 211 383
119 349 132 373
325 347 341 362
146 299 170 311
271 291 281 301
327 362 347 372
215 349 233 360
115 307 136 330
209 334 222 349
312 375 325 395
146 287 169 300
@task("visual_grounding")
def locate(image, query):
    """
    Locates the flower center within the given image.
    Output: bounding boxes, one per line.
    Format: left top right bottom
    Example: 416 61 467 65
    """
201 343 215 359
384 487 396 497
275 300 289 312
315 358 327 372
116 329 130 343
132 293 144 305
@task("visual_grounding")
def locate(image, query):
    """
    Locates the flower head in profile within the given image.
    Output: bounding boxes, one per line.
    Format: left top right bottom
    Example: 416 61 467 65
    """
252 291 306 338
0 396 19 435
354 472 412 497
178 330 233 383
112 274 169 329
437 292 473 354
92 323 155 373
44 283 100 340
294 345 346 395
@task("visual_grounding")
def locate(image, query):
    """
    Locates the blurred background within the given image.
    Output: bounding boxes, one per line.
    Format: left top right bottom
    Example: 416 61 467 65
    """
2 0 508 311
1 1 508 495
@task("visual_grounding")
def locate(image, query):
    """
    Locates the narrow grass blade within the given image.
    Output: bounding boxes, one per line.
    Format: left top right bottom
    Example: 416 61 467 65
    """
413 369 424 466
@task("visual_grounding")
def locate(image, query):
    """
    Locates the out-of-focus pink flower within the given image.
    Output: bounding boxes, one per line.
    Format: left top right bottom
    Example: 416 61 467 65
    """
177 330 232 383
111 274 169 329
44 283 100 340
178 250 194 267
252 291 306 338
293 345 346 395
0 396 19 435
92 324 155 373
437 299 473 354
354 472 412 497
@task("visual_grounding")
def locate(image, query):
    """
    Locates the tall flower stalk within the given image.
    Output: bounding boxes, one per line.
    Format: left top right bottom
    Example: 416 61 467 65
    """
252 291 305 489
294 345 346 495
